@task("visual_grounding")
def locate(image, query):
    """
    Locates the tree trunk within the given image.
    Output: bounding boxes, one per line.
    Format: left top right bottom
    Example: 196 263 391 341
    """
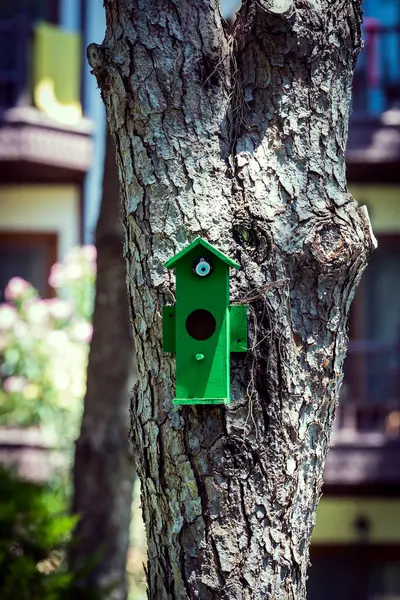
87 1 376 598
71 129 137 600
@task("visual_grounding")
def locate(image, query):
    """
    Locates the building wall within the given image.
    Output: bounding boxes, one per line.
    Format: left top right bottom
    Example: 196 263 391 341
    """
0 185 80 259
313 498 400 544
350 186 400 233
309 183 400 600
313 184 400 540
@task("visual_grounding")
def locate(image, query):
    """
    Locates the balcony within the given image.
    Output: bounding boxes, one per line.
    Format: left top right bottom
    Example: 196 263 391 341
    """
325 341 400 489
347 21 400 182
0 15 92 184
353 22 400 114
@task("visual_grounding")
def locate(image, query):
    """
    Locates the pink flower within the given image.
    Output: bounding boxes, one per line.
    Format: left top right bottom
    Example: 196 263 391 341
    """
24 300 49 325
0 304 17 330
82 245 97 275
48 263 65 289
3 376 27 394
81 245 97 264
4 277 31 302
65 263 83 281
71 321 93 343
46 298 74 320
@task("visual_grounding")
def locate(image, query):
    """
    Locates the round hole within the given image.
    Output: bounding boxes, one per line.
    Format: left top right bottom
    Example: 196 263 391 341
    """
186 309 216 341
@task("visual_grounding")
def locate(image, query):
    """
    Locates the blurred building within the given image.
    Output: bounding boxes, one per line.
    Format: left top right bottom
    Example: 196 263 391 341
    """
1 1 399 597
0 0 105 300
308 3 400 599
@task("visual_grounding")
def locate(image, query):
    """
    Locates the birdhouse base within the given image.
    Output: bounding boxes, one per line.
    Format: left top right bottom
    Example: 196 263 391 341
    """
173 398 230 405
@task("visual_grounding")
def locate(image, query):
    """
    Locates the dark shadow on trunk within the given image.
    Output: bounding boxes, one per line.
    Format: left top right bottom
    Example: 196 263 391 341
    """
70 128 137 600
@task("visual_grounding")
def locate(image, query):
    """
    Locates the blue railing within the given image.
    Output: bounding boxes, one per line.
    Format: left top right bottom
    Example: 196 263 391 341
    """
353 21 400 114
337 340 400 436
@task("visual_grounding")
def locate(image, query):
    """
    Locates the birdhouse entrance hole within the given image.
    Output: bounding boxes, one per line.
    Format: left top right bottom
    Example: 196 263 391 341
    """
186 309 216 341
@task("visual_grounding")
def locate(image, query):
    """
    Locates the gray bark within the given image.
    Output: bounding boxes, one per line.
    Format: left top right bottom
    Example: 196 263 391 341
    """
71 130 136 600
88 1 376 598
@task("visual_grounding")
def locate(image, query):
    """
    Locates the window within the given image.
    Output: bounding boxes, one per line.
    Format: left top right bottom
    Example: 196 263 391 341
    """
342 236 400 407
0 0 60 109
308 546 400 600
369 562 400 600
0 232 57 300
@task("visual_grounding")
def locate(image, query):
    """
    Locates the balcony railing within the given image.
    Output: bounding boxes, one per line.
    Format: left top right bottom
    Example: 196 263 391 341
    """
0 14 91 182
353 21 400 113
0 15 29 111
335 340 400 438
0 15 81 117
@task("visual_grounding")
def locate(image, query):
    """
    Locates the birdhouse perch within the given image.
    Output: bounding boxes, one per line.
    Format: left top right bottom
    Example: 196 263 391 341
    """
163 238 247 405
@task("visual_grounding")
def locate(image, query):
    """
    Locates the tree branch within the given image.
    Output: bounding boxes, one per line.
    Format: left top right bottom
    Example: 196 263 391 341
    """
236 0 296 33
255 0 295 17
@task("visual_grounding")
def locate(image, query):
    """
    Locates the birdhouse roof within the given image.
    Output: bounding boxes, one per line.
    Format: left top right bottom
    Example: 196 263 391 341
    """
164 237 240 270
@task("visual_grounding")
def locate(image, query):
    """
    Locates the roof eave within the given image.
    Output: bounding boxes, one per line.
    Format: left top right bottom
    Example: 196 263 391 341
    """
164 237 240 270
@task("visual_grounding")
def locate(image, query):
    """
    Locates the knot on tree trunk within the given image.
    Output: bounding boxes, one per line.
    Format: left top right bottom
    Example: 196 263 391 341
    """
86 43 115 107
311 225 348 266
306 215 374 272
87 43 107 72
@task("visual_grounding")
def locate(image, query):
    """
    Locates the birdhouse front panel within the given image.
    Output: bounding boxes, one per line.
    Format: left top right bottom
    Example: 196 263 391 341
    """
174 249 230 404
163 236 246 406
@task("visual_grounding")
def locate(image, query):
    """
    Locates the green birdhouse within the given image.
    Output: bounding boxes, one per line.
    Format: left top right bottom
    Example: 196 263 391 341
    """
162 237 247 405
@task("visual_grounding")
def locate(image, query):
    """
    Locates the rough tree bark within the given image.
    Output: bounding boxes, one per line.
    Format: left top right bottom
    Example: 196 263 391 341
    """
88 1 376 598
71 130 137 600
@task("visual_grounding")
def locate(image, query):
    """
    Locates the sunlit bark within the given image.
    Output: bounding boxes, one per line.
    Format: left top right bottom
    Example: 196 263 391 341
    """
87 1 374 598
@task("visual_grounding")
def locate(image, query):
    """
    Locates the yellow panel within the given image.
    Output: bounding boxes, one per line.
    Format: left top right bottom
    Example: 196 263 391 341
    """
350 185 400 234
312 497 400 545
33 22 82 124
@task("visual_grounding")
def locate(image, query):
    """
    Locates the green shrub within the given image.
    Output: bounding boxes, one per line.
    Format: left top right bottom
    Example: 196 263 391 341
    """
0 246 96 474
0 466 102 600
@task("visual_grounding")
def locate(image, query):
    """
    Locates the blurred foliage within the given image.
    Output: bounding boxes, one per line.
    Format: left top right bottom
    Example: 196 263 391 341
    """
0 465 102 600
0 246 148 598
0 246 96 459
